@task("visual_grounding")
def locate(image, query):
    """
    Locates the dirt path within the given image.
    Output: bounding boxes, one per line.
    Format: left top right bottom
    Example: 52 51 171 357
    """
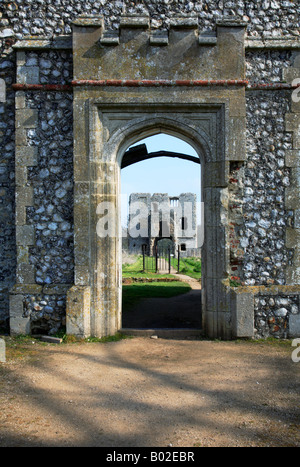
0 337 299 447
175 274 201 290
122 274 202 329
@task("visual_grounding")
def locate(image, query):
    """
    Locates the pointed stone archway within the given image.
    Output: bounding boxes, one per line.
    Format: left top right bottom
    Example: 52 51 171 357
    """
66 14 250 340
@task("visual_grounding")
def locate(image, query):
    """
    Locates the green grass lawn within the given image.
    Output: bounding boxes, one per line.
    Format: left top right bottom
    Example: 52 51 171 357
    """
122 281 192 311
122 255 201 280
122 255 176 279
173 256 202 280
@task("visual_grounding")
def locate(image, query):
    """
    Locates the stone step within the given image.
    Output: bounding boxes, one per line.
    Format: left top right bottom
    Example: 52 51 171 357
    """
119 328 203 339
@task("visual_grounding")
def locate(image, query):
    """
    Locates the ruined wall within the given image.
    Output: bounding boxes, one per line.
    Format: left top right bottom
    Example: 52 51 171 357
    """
128 192 198 255
0 0 299 338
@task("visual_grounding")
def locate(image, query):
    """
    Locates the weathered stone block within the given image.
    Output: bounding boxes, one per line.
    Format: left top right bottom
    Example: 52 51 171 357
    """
66 286 91 337
285 149 300 168
0 338 5 363
16 246 29 264
16 225 35 246
16 186 34 207
16 50 25 66
285 113 300 132
15 128 27 146
16 146 38 167
286 228 300 249
15 166 28 187
16 109 38 129
285 186 300 209
289 314 300 338
17 65 40 84
286 258 300 285
15 204 26 225
294 210 300 229
204 310 232 340
282 68 300 83
15 91 25 110
227 116 246 161
9 294 30 335
16 263 35 284
231 290 254 338
40 336 62 344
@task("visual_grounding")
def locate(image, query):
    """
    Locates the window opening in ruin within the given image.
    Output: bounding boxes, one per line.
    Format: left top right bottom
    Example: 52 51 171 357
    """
181 216 188 231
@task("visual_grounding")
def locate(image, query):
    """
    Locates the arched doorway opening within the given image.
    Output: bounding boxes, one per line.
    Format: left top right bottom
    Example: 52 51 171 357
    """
67 100 235 340
155 238 175 255
120 133 202 332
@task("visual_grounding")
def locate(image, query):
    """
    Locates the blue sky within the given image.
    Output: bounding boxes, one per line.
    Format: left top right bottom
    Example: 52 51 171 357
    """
121 134 201 227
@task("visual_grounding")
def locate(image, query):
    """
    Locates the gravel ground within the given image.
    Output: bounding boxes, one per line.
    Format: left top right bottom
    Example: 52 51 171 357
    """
0 336 299 447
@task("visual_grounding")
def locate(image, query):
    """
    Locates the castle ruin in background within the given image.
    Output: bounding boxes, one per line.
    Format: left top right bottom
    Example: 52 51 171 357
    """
127 193 200 257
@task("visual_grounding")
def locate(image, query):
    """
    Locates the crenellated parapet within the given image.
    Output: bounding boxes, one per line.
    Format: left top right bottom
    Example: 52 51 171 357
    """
72 14 247 82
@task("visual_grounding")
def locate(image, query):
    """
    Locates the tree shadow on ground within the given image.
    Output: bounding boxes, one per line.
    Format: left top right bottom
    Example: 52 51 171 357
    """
0 339 299 447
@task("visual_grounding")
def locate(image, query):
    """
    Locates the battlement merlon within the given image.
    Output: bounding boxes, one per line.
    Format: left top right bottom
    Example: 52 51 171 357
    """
72 14 247 82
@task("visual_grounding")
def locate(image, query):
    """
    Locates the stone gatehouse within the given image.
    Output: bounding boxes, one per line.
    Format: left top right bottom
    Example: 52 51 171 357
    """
127 192 199 256
0 1 299 340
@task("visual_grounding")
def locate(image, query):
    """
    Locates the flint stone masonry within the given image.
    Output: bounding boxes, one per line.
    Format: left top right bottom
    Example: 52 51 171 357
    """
0 1 299 340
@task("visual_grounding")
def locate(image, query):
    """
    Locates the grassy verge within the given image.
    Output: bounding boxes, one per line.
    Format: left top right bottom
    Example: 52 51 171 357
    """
122 281 191 311
1 334 295 365
122 255 176 279
170 256 202 280
0 332 131 361
123 255 201 280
